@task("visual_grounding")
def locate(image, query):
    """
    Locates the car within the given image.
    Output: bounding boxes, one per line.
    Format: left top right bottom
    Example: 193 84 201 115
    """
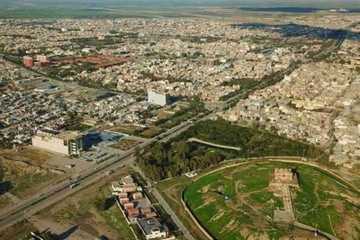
69 182 80 189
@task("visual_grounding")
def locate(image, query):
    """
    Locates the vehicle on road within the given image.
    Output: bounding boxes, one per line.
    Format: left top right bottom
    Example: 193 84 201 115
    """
69 182 80 189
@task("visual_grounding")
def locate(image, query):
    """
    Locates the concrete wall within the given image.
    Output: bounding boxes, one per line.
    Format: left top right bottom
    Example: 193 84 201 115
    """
32 135 68 155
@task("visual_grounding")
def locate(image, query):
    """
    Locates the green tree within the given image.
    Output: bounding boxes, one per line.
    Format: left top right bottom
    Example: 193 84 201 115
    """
0 159 3 183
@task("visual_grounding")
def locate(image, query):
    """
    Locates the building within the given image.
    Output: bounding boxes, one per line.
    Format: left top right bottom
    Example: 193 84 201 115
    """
23 56 33 68
268 168 299 223
32 130 84 156
35 55 50 66
147 90 169 106
137 218 169 240
36 55 48 63
271 168 299 187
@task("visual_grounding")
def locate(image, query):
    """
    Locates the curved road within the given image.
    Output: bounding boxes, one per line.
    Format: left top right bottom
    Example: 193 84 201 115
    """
187 137 241 151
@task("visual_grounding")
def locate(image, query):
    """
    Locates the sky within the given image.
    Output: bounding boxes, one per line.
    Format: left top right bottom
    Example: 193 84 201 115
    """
1 0 359 9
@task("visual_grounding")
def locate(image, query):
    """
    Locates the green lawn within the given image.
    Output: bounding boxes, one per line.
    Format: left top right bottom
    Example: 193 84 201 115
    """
183 162 360 240
156 177 210 240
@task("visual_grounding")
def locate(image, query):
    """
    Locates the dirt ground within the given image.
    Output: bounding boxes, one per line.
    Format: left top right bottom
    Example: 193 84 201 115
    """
35 166 135 240
0 220 37 240
0 146 93 203
110 139 141 151
0 163 135 240
0 146 92 172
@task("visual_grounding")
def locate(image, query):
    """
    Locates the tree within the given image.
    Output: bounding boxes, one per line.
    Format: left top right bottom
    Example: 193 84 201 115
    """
64 112 83 131
0 160 3 183
95 196 115 211
189 97 205 114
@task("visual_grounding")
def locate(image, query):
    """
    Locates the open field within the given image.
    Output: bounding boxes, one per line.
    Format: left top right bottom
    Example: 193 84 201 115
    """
0 147 62 199
0 195 11 209
179 161 360 240
108 124 143 135
0 220 37 240
110 139 141 151
37 166 136 240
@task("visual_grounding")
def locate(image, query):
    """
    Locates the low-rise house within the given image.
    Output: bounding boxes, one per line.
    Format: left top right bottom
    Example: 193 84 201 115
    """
137 218 169 240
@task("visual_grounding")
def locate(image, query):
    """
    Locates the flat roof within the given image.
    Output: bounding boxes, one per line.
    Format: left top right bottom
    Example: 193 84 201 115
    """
36 129 82 140
137 218 168 235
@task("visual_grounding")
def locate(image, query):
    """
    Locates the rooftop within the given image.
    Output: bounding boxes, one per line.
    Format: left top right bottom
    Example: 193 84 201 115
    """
137 218 168 235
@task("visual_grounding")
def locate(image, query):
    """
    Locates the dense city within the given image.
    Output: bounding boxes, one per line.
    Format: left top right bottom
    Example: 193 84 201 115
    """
0 4 360 240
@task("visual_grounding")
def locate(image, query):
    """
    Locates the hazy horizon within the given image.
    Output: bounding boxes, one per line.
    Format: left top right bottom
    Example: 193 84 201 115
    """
1 0 360 9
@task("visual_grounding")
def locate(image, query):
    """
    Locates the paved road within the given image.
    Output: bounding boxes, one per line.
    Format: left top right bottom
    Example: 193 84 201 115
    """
181 157 352 240
152 188 195 240
0 49 318 238
294 222 339 240
132 164 196 240
187 137 241 151
0 117 198 233
0 68 276 237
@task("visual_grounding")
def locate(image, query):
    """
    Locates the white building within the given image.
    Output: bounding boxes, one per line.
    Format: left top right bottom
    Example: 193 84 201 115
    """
32 130 84 156
36 55 48 63
137 218 169 240
147 90 169 106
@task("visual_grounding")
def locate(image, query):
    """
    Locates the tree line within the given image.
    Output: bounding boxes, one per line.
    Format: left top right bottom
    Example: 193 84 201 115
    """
137 119 327 181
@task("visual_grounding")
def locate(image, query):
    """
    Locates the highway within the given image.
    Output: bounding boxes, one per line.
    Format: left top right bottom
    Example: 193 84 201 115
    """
0 45 331 237
0 60 290 234
0 117 199 232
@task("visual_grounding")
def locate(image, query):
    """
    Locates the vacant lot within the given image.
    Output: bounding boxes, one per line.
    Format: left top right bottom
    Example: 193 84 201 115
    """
110 139 141 151
183 162 360 240
37 167 136 240
0 220 37 240
0 147 61 199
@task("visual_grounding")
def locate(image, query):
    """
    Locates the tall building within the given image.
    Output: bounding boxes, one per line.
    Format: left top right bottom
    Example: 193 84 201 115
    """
147 90 169 106
23 56 33 68
32 130 84 156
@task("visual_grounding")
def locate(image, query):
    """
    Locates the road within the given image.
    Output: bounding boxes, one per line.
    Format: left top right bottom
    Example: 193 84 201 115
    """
180 157 357 240
0 119 195 232
131 164 196 240
152 188 195 240
0 54 296 236
187 137 241 151
1 40 343 238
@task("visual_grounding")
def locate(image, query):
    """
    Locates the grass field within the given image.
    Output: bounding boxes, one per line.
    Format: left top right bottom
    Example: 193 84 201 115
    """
156 176 210 240
183 162 360 240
